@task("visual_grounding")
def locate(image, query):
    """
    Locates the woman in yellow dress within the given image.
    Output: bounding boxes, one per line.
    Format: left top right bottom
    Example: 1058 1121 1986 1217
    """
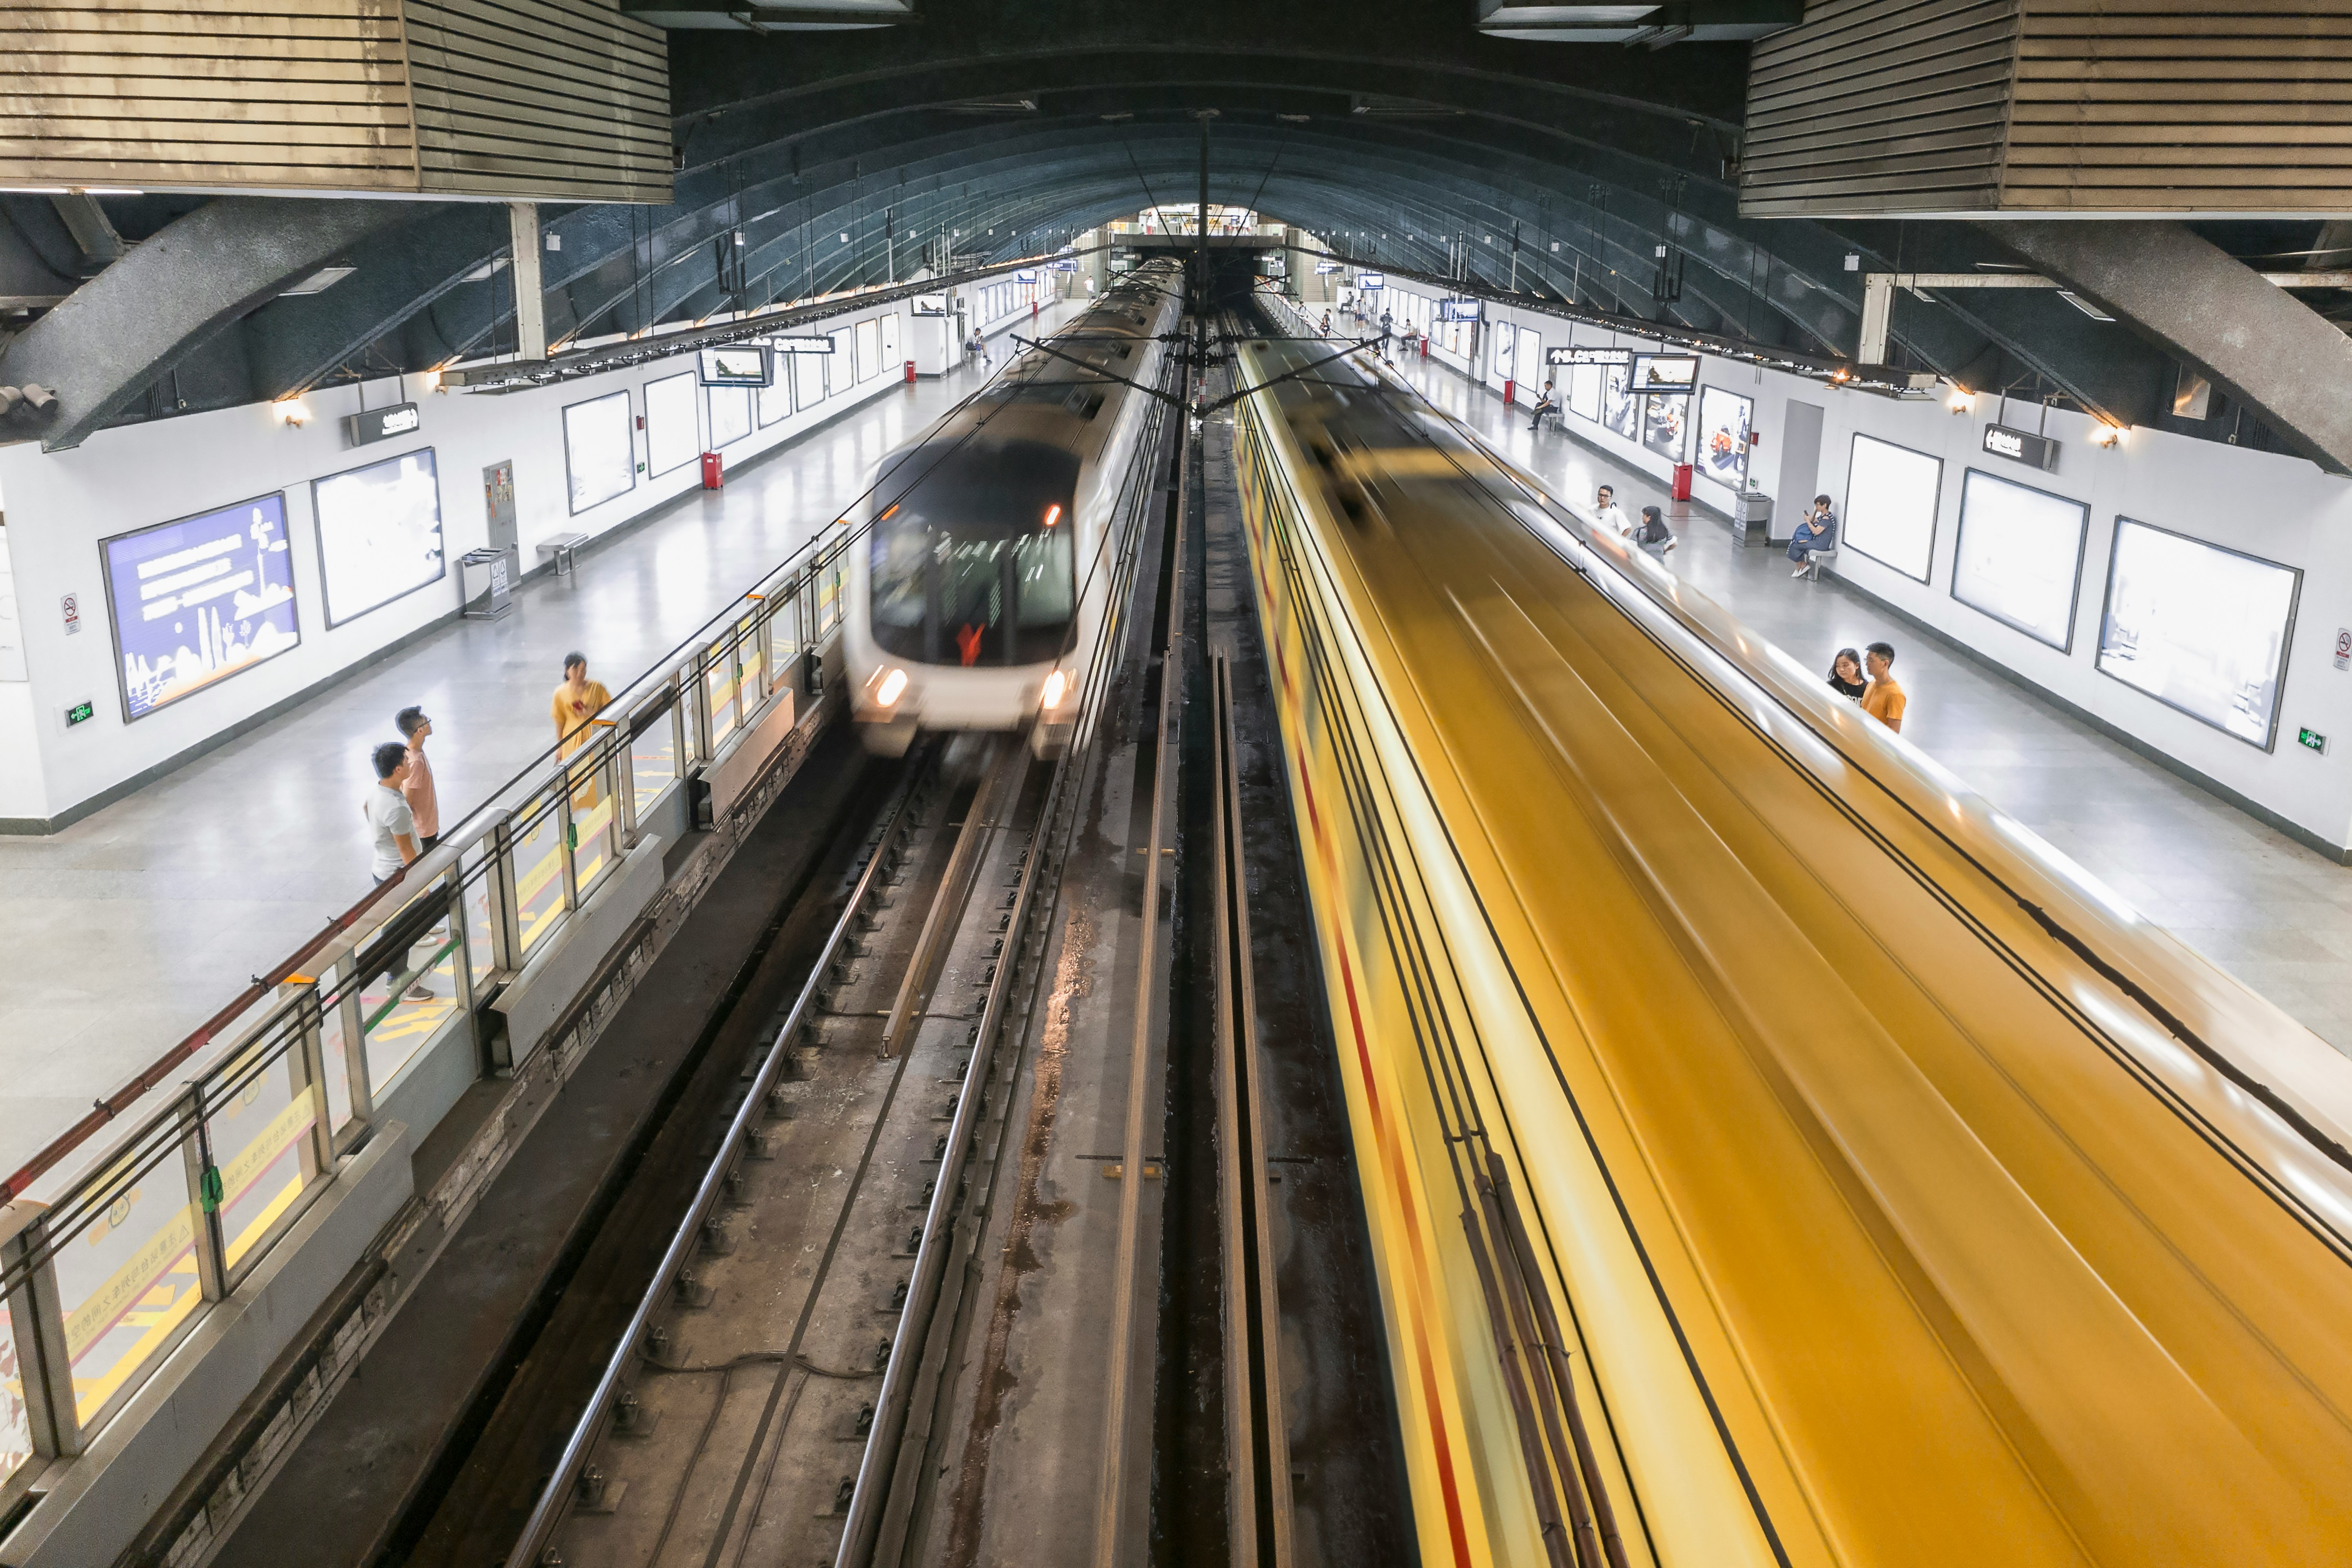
552 652 613 808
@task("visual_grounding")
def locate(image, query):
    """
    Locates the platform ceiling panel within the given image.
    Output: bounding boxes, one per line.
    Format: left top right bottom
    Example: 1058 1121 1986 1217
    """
1742 0 2352 219
0 0 671 203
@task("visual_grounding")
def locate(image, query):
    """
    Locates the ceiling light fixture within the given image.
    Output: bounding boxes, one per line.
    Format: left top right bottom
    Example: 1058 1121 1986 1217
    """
279 265 355 297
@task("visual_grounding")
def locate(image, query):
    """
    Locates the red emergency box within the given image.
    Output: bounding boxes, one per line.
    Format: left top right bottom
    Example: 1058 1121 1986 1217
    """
701 450 724 489
904 359 917 383
1671 462 1693 501
1503 378 1515 405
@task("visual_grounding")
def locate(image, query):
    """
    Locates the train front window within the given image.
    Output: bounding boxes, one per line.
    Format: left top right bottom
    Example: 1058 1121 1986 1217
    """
867 440 1079 666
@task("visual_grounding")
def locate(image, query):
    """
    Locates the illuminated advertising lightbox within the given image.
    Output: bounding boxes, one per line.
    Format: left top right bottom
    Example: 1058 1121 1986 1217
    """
564 389 635 514
102 493 301 721
1842 434 1942 583
1568 364 1603 423
1695 386 1752 491
2098 517 2299 749
1440 299 1481 321
312 447 446 628
645 371 699 478
1631 352 1698 394
697 345 769 388
708 385 752 447
1602 363 1639 440
1951 469 2089 651
1639 393 1688 462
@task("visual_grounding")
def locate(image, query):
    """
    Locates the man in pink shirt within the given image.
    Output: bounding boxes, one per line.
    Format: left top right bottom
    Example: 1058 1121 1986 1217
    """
396 706 441 851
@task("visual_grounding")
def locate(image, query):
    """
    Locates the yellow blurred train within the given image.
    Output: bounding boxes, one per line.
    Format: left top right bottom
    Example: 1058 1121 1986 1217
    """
1229 325 2352 1568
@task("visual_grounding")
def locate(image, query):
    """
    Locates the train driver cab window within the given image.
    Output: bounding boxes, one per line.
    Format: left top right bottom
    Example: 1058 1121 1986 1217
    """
870 439 1081 667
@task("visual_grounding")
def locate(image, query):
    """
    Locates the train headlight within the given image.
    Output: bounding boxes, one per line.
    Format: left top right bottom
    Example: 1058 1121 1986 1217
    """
1042 669 1067 711
877 668 908 707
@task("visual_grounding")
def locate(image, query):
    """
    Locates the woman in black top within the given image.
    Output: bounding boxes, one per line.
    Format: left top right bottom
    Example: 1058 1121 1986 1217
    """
1828 647 1867 700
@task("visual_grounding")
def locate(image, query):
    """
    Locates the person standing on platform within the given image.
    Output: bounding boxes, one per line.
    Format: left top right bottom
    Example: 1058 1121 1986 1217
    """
1594 484 1632 539
365 741 434 1001
1827 648 1868 701
1862 642 1907 733
396 706 439 852
1789 493 1838 575
1634 504 1678 556
554 653 613 760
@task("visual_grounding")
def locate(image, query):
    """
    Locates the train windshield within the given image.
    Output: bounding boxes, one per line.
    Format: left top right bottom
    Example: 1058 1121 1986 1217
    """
869 439 1080 667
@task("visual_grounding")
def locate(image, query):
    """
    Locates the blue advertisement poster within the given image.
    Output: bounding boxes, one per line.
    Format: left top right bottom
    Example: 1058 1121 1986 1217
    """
102 493 301 721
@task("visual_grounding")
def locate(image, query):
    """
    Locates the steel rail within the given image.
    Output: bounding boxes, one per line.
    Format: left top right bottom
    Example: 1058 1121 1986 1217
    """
499 756 934 1568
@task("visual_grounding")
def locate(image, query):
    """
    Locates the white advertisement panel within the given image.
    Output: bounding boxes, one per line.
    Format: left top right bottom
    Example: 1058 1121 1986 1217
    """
793 347 826 410
1950 469 2089 651
644 371 699 478
828 329 853 394
1490 319 1515 384
1843 434 1942 583
311 448 446 628
1695 386 1752 492
757 371 792 428
881 312 900 371
2098 517 2299 749
1568 364 1602 423
563 390 635 514
708 385 752 448
855 318 880 382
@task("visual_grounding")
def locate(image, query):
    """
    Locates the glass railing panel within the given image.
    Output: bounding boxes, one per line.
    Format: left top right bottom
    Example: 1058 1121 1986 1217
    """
1 1305 31 1483
463 844 499 991
354 887 465 1098
572 753 620 899
705 639 740 747
629 698 679 813
738 613 765 704
50 1131 204 1430
315 965 358 1142
511 796 569 955
819 557 842 632
209 1036 324 1288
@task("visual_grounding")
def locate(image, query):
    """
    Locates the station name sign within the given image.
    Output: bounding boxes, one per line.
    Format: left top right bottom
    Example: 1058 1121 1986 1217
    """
769 335 835 354
1983 423 2061 471
1548 346 1633 367
344 401 420 448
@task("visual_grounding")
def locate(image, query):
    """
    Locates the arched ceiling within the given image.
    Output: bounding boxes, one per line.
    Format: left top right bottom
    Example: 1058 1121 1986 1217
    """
1 0 2337 460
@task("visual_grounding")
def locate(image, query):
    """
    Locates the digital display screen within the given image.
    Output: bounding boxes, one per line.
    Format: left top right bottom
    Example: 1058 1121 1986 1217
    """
912 294 949 316
564 390 635 514
102 493 301 721
2099 517 2299 748
1602 363 1639 440
1640 393 1688 462
312 448 446 628
1441 299 1481 321
1842 434 1942 583
697 345 769 387
1357 272 1385 289
1631 353 1699 394
1695 386 1752 491
645 371 699 478
1550 345 1632 367
1951 469 2088 651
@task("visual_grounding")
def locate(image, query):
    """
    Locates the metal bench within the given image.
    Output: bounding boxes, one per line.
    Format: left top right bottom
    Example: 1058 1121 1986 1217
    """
1797 542 1839 581
539 532 590 576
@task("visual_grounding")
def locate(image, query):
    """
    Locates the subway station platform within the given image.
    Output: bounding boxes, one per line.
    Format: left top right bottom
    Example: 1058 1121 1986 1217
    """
0 302 1073 1177
1377 340 2352 1058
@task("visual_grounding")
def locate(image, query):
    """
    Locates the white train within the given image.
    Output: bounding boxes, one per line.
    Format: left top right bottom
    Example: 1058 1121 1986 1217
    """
844 261 1182 755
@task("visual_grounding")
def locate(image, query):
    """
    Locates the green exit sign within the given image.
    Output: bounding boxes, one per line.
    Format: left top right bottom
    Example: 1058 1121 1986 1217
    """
64 700 94 728
2299 726 2328 754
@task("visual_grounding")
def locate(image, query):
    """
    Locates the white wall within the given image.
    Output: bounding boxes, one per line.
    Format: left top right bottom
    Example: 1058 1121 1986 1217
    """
1417 307 2352 854
0 299 911 825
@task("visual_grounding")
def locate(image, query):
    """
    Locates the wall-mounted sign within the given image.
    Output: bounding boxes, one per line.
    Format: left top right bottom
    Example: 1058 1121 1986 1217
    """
64 699 94 727
60 592 80 634
2300 726 2329 754
1550 345 1633 367
1983 423 2061 471
344 401 420 447
2335 627 2350 671
770 335 836 354
1356 272 1385 290
1315 261 1342 274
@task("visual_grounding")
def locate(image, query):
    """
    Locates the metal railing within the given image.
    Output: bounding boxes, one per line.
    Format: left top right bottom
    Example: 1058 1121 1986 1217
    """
0 544 850 1498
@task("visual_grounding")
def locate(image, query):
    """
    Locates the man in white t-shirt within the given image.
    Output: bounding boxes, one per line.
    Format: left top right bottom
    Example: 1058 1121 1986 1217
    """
365 741 434 1002
1594 484 1633 539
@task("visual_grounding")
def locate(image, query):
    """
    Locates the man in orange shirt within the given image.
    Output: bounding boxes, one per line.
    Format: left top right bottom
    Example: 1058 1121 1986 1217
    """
1861 641 1907 733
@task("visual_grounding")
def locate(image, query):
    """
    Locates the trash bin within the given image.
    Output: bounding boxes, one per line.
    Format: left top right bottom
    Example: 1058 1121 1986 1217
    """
1671 462 1694 501
904 359 917 384
460 547 514 620
701 450 724 489
1503 378 1515 405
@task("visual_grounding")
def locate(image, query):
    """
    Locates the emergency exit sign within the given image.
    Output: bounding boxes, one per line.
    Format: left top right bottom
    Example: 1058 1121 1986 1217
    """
2299 727 2328 754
